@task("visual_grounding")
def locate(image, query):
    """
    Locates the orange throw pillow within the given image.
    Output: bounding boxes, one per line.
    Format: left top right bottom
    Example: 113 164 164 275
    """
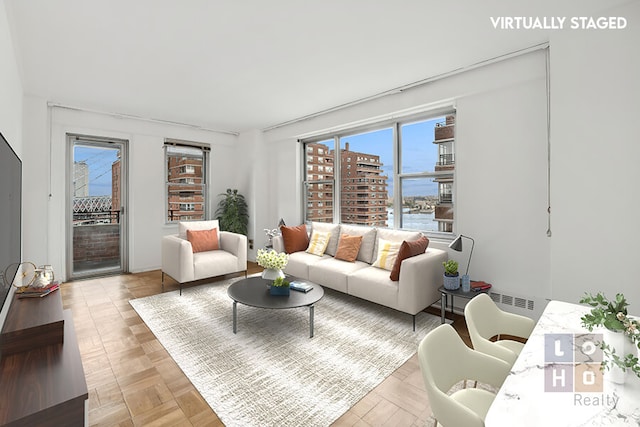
187 228 219 253
280 224 309 253
389 236 429 281
335 234 363 262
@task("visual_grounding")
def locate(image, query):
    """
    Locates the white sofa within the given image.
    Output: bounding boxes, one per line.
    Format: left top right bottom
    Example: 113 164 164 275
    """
162 220 247 294
272 222 447 329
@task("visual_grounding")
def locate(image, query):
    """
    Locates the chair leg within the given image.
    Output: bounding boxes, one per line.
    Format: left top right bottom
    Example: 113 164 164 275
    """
161 272 165 293
180 283 182 296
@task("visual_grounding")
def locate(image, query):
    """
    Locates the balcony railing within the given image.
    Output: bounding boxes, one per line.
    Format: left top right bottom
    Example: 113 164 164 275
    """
73 210 120 226
437 153 454 166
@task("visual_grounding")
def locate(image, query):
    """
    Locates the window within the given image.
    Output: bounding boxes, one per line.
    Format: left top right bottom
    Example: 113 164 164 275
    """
302 112 455 235
164 139 210 222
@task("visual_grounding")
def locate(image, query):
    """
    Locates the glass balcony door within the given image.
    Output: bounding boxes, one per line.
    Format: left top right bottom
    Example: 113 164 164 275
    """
67 134 128 279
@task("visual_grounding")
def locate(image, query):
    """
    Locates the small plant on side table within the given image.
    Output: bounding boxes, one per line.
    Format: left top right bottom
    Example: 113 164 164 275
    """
443 260 459 277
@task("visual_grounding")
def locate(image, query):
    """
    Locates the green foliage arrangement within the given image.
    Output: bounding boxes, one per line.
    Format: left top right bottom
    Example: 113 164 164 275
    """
272 277 290 288
580 292 640 378
443 260 459 277
215 189 248 235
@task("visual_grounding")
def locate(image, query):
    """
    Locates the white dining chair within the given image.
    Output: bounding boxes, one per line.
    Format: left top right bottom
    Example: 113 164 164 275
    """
464 293 535 366
418 324 511 427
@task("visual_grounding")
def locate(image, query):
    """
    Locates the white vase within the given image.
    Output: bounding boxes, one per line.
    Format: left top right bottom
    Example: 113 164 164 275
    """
262 268 285 281
602 329 635 385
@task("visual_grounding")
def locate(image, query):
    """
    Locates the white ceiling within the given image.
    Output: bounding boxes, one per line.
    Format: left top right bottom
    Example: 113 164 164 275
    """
4 0 631 133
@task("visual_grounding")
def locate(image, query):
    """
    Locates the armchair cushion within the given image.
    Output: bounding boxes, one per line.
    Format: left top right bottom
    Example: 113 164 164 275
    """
187 228 219 253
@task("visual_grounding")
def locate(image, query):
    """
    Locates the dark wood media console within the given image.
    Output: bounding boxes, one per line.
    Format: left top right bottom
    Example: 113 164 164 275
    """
0 290 88 426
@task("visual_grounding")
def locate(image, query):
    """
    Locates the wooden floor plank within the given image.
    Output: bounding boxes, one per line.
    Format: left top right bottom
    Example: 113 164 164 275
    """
60 263 469 426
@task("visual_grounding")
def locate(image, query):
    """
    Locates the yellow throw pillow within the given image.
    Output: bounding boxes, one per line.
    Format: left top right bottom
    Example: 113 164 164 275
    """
306 230 331 256
372 238 401 271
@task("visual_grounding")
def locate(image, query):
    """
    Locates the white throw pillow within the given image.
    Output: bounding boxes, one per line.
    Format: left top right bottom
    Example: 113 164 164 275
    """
372 238 401 271
306 230 331 256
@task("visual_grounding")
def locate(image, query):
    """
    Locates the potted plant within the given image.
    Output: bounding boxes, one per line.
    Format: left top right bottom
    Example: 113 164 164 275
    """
270 276 291 296
442 260 460 290
256 249 288 280
580 292 640 381
215 189 248 235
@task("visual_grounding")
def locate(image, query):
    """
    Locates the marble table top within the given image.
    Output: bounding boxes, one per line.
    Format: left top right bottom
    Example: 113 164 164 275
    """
485 300 640 426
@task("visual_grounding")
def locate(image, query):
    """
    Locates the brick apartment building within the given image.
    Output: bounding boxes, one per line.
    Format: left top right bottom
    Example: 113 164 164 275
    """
166 156 205 221
433 114 455 232
306 142 388 227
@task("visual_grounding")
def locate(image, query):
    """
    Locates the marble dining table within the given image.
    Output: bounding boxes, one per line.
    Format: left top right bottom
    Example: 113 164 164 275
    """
485 300 640 426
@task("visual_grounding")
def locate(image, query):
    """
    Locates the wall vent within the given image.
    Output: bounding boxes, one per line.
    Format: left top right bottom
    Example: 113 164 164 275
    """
489 291 536 312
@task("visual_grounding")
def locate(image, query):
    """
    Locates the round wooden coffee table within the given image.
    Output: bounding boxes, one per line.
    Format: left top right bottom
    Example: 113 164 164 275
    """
227 276 324 337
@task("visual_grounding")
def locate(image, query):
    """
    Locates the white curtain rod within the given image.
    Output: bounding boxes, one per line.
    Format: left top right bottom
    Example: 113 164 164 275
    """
46 102 239 136
262 42 550 132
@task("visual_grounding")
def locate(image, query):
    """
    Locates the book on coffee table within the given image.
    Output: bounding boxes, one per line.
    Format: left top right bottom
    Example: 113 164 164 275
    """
290 281 313 293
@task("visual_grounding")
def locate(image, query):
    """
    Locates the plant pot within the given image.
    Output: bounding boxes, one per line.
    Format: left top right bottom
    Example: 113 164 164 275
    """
262 268 285 281
269 285 290 296
603 329 636 385
443 273 460 290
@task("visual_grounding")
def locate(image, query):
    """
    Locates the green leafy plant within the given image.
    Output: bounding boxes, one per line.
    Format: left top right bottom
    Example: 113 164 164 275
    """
443 260 459 277
580 292 640 378
272 277 290 288
215 189 248 235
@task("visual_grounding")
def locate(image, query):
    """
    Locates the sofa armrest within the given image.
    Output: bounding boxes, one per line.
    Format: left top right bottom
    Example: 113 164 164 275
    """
220 231 248 271
272 235 285 253
397 248 448 315
161 234 195 283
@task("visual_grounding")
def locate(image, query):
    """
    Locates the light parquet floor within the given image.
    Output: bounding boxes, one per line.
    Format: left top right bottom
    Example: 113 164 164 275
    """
60 263 471 427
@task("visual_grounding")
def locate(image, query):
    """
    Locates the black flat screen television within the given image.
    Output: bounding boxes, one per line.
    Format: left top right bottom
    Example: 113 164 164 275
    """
0 131 22 315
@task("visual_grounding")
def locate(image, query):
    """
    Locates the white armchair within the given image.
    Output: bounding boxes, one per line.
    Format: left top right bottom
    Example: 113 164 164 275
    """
161 220 247 294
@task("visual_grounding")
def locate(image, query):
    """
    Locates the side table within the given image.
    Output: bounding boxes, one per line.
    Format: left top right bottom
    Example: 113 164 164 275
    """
439 285 490 324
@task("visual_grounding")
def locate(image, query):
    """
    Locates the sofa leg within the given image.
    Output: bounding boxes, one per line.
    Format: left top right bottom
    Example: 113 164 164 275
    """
180 283 182 296
161 272 165 293
412 314 416 332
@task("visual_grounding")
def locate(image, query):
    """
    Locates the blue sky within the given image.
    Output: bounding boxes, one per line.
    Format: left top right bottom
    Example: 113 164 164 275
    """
74 146 119 196
338 117 442 197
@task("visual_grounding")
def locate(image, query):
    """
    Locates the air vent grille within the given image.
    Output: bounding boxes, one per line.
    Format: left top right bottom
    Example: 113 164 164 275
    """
489 291 535 311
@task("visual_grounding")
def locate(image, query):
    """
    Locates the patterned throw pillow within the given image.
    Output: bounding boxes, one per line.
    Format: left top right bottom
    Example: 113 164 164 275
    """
306 230 331 256
372 238 401 271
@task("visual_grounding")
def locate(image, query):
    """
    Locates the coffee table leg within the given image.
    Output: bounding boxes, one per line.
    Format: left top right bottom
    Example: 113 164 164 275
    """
440 291 446 324
233 301 237 334
309 304 315 338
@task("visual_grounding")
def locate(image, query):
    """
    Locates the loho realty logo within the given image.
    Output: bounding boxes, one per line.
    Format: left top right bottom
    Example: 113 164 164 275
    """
544 333 618 406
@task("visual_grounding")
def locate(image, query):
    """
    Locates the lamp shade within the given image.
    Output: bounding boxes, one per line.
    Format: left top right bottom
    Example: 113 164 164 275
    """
449 235 463 252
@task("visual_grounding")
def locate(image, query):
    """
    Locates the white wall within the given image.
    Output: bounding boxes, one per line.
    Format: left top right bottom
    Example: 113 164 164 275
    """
0 0 22 327
20 96 239 280
261 50 551 313
549 1 640 308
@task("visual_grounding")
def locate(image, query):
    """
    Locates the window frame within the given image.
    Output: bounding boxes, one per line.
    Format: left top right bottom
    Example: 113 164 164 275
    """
301 109 455 237
164 139 210 223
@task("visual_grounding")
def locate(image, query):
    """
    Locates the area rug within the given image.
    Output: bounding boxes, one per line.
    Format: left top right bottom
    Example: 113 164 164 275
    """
130 277 441 427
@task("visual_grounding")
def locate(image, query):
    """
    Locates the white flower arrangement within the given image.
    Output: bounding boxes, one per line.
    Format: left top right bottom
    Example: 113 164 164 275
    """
256 249 289 270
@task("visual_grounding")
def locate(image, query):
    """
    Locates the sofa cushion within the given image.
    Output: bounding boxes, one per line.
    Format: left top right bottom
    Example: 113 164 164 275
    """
280 224 309 253
306 230 331 256
309 258 369 293
372 238 402 271
334 234 363 262
311 222 340 256
284 251 329 279
338 224 377 264
389 236 430 281
348 267 400 311
187 228 220 253
179 220 220 245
